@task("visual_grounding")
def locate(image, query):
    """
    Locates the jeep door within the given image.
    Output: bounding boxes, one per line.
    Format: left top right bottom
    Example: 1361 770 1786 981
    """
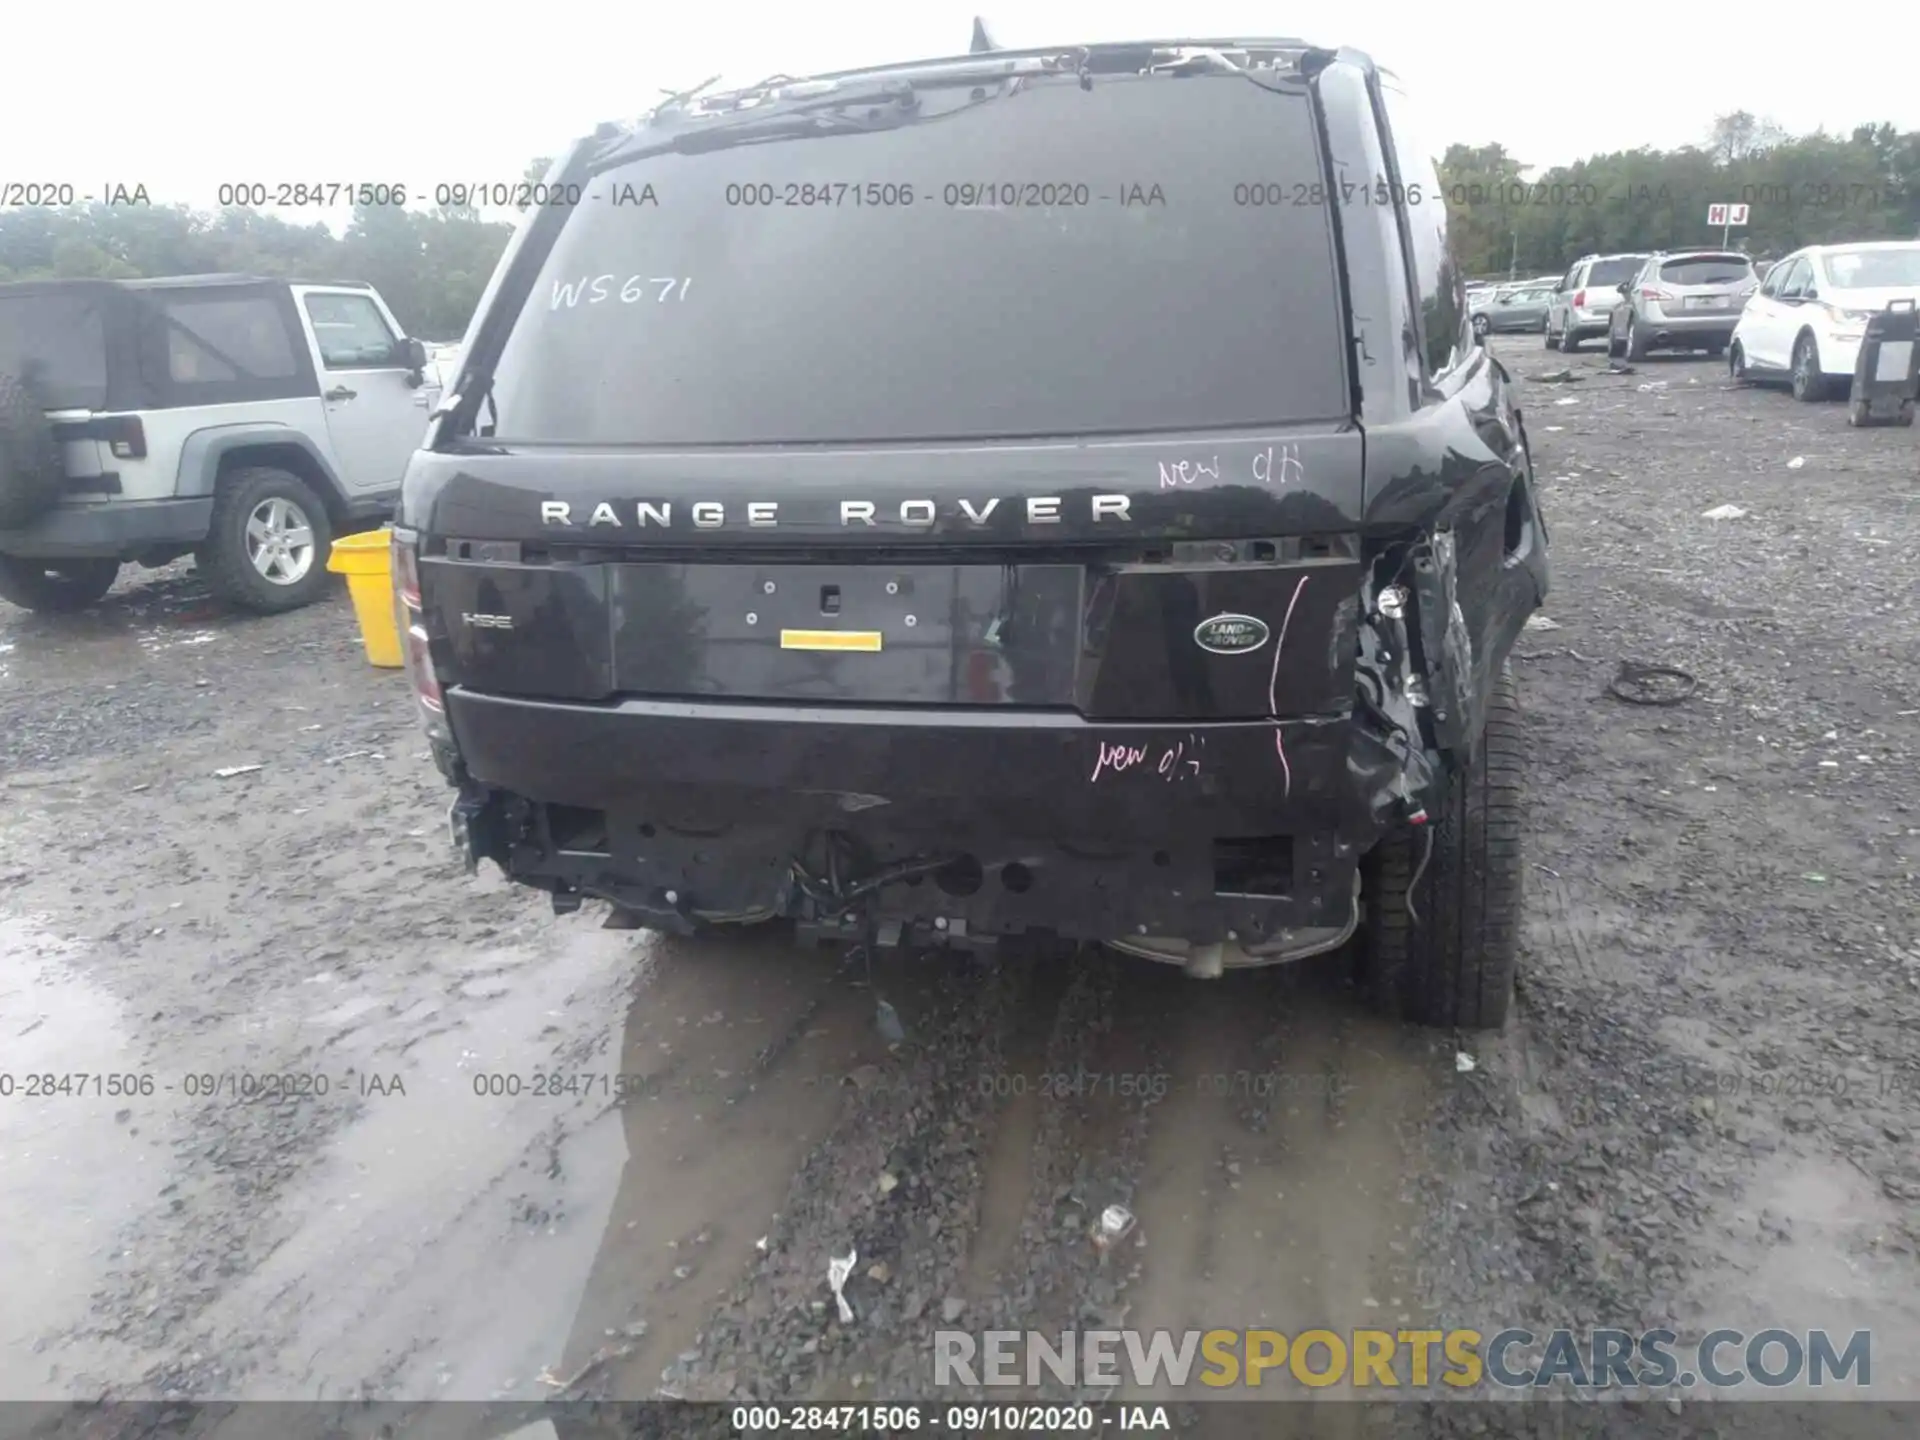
292 286 437 496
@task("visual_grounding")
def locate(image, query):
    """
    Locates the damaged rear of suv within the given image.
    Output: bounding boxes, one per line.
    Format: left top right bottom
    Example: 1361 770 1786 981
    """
397 37 1550 1029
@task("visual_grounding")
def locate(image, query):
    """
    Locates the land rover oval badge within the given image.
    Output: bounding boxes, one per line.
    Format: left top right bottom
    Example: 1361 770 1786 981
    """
1193 613 1271 655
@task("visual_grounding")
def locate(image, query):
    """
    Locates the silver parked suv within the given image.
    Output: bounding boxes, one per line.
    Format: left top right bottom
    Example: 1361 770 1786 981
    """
1605 251 1757 360
1545 252 1651 353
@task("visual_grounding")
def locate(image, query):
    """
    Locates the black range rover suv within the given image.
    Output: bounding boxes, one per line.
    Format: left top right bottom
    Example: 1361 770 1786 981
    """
398 37 1550 1030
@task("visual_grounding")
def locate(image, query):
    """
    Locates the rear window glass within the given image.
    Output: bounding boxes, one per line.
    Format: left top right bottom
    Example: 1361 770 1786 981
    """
1824 246 1920 289
1660 255 1752 286
0 294 109 410
488 73 1351 445
1587 257 1646 287
155 296 301 385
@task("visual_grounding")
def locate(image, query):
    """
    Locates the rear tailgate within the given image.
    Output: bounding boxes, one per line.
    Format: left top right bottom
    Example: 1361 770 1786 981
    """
413 63 1370 728
1653 254 1754 314
0 288 120 497
415 429 1365 723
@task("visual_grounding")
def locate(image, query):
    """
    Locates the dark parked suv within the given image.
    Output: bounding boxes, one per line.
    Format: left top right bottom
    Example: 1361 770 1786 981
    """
396 36 1551 1029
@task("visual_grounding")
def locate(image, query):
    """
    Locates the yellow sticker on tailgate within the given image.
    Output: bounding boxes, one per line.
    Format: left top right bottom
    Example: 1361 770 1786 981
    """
779 629 884 652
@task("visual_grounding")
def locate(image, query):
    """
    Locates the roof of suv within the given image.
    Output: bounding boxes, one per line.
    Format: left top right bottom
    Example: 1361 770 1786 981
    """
623 36 1363 135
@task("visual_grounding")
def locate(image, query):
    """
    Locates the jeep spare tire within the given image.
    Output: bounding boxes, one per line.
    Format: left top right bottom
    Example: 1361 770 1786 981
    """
0 367 65 530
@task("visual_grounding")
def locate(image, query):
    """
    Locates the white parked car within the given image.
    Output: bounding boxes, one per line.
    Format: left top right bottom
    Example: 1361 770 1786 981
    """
1728 241 1920 400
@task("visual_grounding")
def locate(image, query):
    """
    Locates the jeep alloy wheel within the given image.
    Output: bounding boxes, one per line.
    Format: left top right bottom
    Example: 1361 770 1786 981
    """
200 466 336 614
246 496 316 586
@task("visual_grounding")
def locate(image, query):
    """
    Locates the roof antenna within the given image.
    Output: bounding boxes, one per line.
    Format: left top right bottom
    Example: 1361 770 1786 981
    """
970 16 1001 53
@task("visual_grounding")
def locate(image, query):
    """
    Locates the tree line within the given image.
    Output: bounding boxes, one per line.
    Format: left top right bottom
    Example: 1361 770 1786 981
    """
0 158 552 341
1442 112 1920 279
4 112 1918 335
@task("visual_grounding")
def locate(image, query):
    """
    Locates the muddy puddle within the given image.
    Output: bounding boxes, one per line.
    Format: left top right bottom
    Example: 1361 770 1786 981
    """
0 916 177 1398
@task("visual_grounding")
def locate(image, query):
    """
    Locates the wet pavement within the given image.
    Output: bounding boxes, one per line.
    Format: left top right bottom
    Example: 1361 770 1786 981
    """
1 344 1918 1435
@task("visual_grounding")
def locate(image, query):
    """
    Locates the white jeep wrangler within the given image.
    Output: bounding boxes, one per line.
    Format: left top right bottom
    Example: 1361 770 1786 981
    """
0 274 441 613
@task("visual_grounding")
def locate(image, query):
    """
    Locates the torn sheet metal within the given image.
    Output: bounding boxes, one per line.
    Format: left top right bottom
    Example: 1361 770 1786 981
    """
1407 531 1474 758
1349 562 1442 837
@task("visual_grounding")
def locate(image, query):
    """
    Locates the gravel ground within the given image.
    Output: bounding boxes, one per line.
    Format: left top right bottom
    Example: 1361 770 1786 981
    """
1 340 1916 1439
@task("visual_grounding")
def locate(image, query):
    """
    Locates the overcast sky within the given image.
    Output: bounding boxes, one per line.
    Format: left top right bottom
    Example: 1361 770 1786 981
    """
5 0 1917 220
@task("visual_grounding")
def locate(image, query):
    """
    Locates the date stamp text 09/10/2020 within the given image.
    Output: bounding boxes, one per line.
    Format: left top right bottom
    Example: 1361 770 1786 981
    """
1 177 1896 214
4 1063 1897 1107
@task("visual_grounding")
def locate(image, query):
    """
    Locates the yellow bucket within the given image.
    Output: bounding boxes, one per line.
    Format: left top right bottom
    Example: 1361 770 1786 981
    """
326 529 404 669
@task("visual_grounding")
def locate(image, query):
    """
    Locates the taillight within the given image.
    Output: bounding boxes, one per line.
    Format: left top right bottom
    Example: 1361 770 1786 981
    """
392 530 422 609
1574 289 1586 308
407 623 444 713
99 415 146 459
391 528 443 715
1640 288 1675 302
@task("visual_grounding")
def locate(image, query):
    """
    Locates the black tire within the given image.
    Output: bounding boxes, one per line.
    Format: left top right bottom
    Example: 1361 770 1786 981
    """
1790 333 1831 402
1605 323 1624 359
1625 315 1650 362
1359 662 1525 1031
1705 342 1727 360
0 555 121 613
0 367 65 531
1542 315 1558 348
1727 340 1751 385
1559 324 1581 354
197 466 336 614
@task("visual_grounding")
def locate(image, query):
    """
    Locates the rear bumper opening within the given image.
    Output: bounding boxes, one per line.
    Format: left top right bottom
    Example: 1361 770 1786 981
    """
1642 316 1737 342
443 689 1377 952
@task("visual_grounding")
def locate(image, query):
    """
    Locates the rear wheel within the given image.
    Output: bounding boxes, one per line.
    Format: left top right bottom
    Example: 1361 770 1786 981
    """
198 466 335 614
1559 323 1581 354
0 555 121 613
1791 333 1831 402
1359 662 1525 1031
1625 315 1650 361
1727 340 1751 384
